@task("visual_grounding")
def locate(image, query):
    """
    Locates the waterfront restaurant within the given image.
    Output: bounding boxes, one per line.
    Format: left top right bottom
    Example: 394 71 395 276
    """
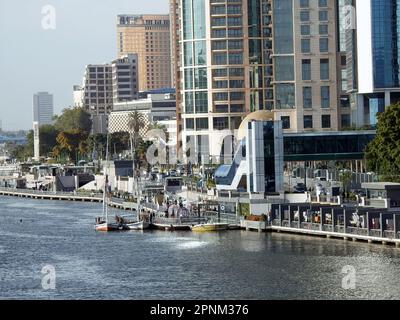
361 182 400 209
270 204 400 243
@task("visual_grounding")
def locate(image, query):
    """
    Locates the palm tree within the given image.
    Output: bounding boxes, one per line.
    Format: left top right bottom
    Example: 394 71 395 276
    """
127 111 147 163
127 111 147 198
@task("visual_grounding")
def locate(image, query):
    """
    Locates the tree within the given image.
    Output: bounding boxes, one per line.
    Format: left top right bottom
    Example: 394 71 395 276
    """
54 107 92 135
39 124 59 156
366 102 400 181
110 131 130 156
54 130 89 163
127 111 147 168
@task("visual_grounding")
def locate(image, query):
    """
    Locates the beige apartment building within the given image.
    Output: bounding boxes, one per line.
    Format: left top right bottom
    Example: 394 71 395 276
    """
117 14 172 91
171 0 342 161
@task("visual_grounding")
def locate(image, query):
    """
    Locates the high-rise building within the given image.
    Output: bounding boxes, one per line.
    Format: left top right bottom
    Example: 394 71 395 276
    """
344 0 400 128
170 0 183 152
117 14 172 91
175 0 342 162
81 55 138 126
32 92 54 126
111 54 139 104
82 64 113 116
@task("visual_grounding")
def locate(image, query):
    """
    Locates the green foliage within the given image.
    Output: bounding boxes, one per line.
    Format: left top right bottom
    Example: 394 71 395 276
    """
54 107 92 135
366 103 400 180
206 178 216 189
110 131 130 155
6 142 32 161
53 130 89 162
239 203 250 216
39 124 59 155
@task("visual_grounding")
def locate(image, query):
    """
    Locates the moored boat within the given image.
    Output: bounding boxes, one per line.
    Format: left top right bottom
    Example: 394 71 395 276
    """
95 217 122 232
191 222 229 232
125 221 150 230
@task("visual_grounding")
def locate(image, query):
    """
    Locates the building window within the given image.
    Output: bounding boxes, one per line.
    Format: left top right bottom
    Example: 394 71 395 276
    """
212 68 228 77
228 52 243 64
319 24 328 35
275 56 294 81
230 92 245 101
320 59 329 80
303 115 313 129
321 86 330 108
319 38 329 52
186 118 194 130
276 84 295 109
302 59 311 80
213 52 227 65
196 118 209 130
195 92 208 113
281 116 290 129
303 87 312 108
300 0 309 8
185 92 194 114
341 114 351 128
321 115 331 128
319 0 328 7
319 10 328 21
300 11 310 22
194 68 207 89
301 24 311 35
301 39 311 53
213 117 229 130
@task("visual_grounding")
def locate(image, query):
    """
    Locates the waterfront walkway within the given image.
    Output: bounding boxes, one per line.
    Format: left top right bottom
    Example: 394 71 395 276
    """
242 203 400 247
2 187 400 247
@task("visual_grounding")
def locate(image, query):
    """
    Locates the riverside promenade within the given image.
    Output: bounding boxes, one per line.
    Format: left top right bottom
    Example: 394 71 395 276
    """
241 203 400 247
3 187 400 247
0 187 136 211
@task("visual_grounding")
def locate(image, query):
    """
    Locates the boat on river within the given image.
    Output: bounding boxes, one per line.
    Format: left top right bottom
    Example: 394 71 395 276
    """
116 214 150 230
191 222 229 232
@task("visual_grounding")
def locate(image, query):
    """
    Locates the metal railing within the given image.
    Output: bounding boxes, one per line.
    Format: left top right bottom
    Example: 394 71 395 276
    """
383 230 395 239
0 187 103 199
369 229 382 238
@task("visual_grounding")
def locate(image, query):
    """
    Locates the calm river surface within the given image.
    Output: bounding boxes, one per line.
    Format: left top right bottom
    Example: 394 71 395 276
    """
0 196 400 300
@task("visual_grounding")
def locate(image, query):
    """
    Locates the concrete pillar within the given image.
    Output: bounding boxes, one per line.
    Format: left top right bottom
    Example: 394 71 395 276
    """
385 90 391 107
298 206 301 229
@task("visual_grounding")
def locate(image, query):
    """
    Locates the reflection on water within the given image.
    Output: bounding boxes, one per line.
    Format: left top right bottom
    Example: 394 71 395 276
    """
1 196 400 300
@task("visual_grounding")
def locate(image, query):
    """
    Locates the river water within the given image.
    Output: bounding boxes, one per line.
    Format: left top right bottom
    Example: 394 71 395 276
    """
0 196 399 300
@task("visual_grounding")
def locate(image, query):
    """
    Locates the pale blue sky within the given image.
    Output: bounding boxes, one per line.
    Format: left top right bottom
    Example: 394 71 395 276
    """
0 0 169 130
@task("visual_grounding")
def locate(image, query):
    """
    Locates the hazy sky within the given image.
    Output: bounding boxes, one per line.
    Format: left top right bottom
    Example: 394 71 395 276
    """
0 0 169 131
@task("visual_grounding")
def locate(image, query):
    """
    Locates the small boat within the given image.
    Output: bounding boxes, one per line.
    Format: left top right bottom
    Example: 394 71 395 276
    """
95 217 122 232
124 221 150 230
119 215 150 230
191 222 229 232
95 134 121 232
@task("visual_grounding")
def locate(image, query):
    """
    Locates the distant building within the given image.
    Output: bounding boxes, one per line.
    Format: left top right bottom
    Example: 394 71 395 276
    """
343 0 400 127
82 64 113 116
111 54 139 104
32 92 54 126
73 85 84 108
117 14 171 91
80 55 139 134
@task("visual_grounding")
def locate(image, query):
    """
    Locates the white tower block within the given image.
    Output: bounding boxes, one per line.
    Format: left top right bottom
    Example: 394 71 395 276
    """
33 121 40 161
